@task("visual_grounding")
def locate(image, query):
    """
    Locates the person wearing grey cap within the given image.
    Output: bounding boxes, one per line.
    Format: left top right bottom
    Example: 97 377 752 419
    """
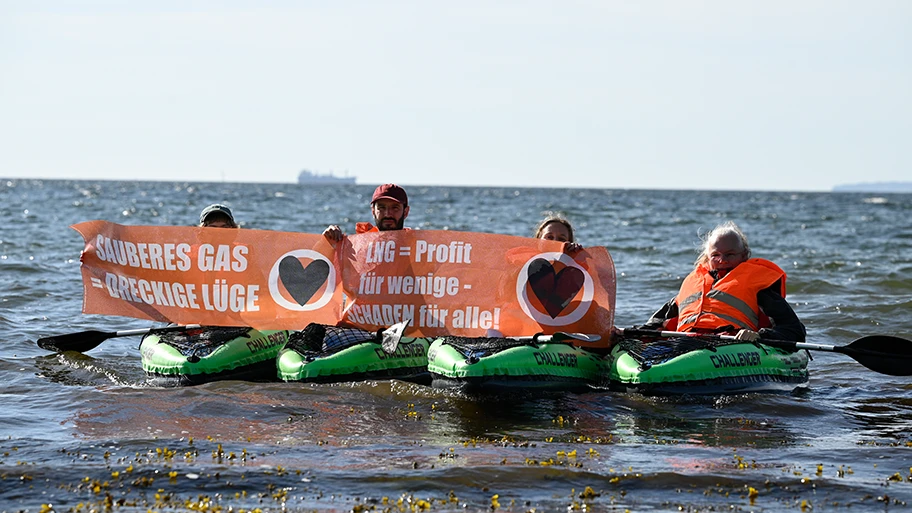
323 183 410 242
199 204 238 229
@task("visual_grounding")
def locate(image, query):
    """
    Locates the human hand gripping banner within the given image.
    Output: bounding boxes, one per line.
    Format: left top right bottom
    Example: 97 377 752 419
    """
73 222 616 341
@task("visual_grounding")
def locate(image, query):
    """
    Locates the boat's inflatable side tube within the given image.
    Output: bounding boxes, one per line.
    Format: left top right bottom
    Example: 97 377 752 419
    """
427 336 609 389
141 327 290 384
609 340 809 394
277 323 430 383
277 338 431 383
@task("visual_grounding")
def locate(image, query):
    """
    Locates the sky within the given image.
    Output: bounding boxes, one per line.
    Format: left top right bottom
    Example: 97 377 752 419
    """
1 1 909 191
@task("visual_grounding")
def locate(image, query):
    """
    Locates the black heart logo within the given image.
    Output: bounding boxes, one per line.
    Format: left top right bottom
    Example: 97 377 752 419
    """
278 256 330 306
527 258 584 318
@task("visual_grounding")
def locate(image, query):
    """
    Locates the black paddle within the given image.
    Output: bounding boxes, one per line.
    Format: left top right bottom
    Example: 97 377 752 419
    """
619 328 912 377
37 324 202 353
379 321 600 353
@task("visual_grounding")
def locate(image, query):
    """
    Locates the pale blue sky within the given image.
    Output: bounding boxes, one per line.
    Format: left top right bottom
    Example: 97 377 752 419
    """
2 1 909 191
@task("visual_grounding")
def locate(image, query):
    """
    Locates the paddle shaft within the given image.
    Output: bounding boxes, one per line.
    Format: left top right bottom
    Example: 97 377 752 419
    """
381 320 599 353
110 326 199 338
512 332 601 343
619 327 912 376
620 328 806 350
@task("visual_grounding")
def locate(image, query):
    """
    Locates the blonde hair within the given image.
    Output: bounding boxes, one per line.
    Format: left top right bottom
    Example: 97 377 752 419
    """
695 220 750 267
534 212 575 243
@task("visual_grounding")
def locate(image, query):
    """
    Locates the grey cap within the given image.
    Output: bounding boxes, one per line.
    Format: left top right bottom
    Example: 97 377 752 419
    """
199 204 236 225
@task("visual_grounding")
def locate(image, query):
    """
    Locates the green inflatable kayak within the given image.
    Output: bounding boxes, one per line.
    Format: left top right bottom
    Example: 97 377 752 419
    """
427 335 610 390
607 335 810 395
277 323 431 383
140 326 290 386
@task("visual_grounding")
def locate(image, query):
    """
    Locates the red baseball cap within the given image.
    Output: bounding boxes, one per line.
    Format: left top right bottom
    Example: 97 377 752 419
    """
371 183 408 206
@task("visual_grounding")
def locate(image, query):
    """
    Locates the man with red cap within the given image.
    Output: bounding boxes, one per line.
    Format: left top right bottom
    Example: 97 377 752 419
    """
323 183 410 242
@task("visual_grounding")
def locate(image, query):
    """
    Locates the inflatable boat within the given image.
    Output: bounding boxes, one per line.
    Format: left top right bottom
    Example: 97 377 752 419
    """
140 326 290 386
606 334 810 395
277 323 431 383
427 333 610 390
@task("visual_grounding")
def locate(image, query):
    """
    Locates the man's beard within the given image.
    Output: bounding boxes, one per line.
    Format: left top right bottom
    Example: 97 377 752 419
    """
376 217 405 231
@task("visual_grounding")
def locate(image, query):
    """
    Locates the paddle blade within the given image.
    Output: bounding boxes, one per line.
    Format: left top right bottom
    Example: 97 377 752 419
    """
36 330 114 353
842 335 912 376
381 319 411 354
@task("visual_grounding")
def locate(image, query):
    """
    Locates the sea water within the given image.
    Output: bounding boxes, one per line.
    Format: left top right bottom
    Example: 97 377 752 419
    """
1 179 910 511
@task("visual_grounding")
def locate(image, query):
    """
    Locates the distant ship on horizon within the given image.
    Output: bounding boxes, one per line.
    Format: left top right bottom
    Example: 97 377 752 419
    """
297 169 357 185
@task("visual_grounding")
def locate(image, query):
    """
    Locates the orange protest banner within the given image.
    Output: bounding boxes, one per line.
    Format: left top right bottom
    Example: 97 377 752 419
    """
73 221 342 329
336 229 615 341
73 222 616 341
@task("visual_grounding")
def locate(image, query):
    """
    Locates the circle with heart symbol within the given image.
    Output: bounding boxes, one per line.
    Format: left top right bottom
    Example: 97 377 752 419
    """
268 249 336 311
515 252 593 325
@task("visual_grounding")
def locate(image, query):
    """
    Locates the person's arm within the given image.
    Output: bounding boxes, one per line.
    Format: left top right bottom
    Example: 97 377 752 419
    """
610 297 677 345
757 283 806 342
640 298 678 330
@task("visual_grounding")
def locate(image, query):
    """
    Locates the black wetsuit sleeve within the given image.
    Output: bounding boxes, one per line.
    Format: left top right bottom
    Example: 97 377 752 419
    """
640 298 679 330
757 283 806 342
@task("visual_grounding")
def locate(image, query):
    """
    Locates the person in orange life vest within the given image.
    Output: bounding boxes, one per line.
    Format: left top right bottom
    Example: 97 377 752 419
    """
534 212 583 254
322 183 410 243
638 221 805 342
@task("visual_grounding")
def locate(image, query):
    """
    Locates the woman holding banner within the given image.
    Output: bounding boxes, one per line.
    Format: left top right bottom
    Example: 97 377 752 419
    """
534 212 582 254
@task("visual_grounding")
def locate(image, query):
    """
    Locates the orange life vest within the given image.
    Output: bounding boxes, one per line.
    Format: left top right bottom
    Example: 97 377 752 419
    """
674 258 787 333
355 222 378 234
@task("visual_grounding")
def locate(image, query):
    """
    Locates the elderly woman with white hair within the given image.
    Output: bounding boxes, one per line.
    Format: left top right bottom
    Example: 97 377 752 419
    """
639 221 806 342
